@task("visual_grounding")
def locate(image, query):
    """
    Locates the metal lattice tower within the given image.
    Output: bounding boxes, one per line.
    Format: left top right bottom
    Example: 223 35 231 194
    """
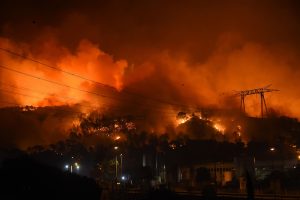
234 85 279 118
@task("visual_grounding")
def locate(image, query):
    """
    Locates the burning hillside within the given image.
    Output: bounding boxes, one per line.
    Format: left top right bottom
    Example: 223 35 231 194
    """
1 104 300 150
1 1 300 148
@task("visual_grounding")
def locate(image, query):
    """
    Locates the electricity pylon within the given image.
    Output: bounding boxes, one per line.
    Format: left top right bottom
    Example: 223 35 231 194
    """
234 85 279 118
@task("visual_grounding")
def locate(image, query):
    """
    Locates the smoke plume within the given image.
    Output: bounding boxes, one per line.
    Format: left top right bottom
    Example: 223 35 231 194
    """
1 0 300 148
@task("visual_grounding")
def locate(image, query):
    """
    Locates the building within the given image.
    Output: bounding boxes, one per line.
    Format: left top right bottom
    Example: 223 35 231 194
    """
178 161 235 187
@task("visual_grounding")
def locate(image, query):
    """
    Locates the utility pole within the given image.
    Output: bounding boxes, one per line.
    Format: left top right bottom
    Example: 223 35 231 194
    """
234 85 279 118
115 155 118 180
241 94 246 113
120 154 123 178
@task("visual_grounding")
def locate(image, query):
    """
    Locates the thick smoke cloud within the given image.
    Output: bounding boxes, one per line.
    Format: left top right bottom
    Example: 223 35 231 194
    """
1 0 300 147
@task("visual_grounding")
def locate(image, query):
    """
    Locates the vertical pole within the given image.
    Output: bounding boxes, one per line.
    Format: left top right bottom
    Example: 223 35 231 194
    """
120 154 123 178
240 95 243 113
240 95 245 114
155 153 158 177
115 155 118 180
71 165 73 173
242 95 245 113
262 93 268 117
261 93 264 118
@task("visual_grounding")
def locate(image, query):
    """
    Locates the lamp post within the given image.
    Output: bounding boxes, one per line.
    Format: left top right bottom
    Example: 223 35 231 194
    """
270 147 275 171
120 154 123 178
115 155 118 179
114 146 119 180
65 162 80 173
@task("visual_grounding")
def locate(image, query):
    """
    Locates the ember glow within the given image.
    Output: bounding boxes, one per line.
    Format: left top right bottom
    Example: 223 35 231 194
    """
176 114 192 126
213 123 226 135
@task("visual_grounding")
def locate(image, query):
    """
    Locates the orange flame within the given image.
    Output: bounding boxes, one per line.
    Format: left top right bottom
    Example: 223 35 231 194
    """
0 37 128 109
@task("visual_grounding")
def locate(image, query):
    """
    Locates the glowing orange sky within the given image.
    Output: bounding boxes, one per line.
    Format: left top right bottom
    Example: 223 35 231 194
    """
1 0 300 148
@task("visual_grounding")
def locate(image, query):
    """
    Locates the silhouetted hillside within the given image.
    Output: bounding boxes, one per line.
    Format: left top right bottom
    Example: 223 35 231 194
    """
0 156 101 198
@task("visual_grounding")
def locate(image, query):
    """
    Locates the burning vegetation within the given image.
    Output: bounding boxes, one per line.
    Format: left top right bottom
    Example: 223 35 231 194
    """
1 104 300 152
0 0 300 150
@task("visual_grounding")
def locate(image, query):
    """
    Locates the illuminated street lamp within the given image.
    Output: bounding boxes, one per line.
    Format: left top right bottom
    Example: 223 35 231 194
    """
120 154 123 178
64 162 80 173
114 146 119 180
115 156 118 179
75 162 80 170
269 147 276 170
113 147 124 181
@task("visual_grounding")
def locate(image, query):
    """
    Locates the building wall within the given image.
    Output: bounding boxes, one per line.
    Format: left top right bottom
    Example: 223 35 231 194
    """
179 162 235 186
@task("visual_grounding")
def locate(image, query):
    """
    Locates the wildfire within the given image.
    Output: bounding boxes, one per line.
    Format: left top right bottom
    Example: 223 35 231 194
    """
0 37 128 109
176 112 192 126
213 123 226 134
175 111 229 136
21 106 37 112
2 0 300 150
72 118 81 127
236 125 242 137
176 117 190 125
125 122 136 130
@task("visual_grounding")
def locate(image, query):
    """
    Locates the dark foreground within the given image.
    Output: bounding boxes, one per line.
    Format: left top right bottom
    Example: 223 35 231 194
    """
108 188 300 200
0 156 102 199
1 156 300 200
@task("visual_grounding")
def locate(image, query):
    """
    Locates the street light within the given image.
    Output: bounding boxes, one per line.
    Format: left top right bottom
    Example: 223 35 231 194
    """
64 162 80 173
114 146 119 180
120 154 123 178
115 155 118 179
113 147 124 181
75 162 80 170
270 147 276 171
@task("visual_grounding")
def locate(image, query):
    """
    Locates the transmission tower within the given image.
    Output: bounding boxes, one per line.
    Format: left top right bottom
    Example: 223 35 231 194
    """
234 85 279 118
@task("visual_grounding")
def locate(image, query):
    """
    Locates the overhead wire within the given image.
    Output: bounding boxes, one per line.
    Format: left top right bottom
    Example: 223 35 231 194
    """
0 81 180 117
0 47 201 110
0 64 192 117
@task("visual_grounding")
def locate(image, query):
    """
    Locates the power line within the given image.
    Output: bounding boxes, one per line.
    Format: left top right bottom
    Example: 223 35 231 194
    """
0 64 191 115
0 64 128 102
0 100 83 115
0 80 180 116
0 87 98 111
0 81 101 109
0 89 139 116
0 47 201 110
0 89 178 118
0 47 114 89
